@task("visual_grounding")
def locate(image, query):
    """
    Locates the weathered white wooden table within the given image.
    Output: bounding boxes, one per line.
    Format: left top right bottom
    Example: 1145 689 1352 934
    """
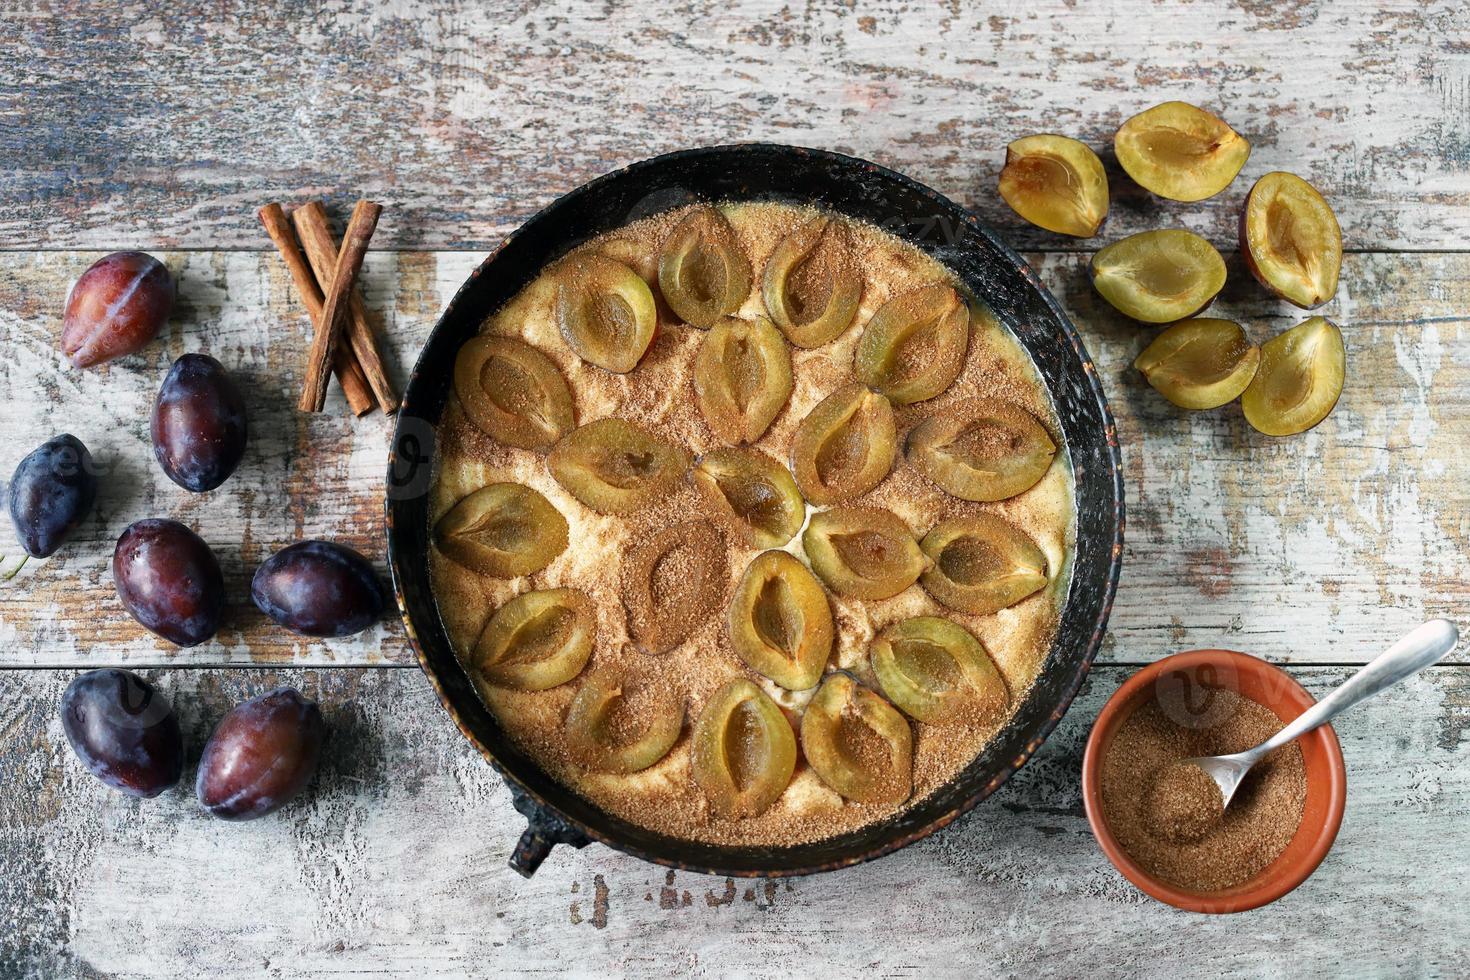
3 2 1467 976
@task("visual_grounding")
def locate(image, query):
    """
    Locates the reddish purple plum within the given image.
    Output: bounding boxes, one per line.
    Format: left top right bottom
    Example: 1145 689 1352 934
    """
251 541 386 637
8 433 99 557
196 687 324 820
151 353 248 492
61 669 183 798
112 519 224 647
61 251 176 368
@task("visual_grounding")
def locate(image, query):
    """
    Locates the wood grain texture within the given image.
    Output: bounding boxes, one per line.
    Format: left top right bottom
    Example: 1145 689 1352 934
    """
2 665 1465 977
1 249 1465 667
0 0 1466 252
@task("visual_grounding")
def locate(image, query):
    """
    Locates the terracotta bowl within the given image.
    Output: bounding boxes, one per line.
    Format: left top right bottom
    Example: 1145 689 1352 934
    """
1081 650 1347 913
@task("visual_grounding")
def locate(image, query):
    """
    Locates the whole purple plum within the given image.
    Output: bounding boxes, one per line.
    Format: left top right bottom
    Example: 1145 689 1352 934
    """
151 352 248 492
61 669 184 798
251 541 386 637
196 687 324 820
8 433 99 557
112 519 225 647
61 251 176 368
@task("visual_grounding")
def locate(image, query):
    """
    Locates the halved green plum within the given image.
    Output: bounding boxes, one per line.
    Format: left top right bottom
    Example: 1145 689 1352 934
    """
1114 101 1250 202
691 677 797 818
549 418 691 514
658 207 752 327
761 215 863 347
554 254 657 372
1090 229 1227 324
727 550 834 691
1241 317 1345 436
802 506 926 600
621 520 728 654
1134 318 1260 410
870 616 1008 725
800 673 912 804
1240 171 1342 309
694 447 805 549
692 316 793 444
564 669 684 774
435 483 568 578
454 335 575 450
473 588 595 691
906 399 1056 502
919 515 1048 615
997 134 1109 238
789 382 897 505
853 284 970 405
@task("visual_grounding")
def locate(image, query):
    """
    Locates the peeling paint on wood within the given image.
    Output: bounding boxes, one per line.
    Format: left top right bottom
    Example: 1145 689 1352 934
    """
1 250 1466 667
0 1 1467 252
0 666 1465 976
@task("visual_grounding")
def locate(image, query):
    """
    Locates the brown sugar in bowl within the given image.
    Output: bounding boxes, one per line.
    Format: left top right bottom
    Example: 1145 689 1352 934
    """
1081 650 1347 913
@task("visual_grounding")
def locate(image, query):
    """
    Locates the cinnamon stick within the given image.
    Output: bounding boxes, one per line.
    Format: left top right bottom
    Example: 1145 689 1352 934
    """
257 203 375 416
291 201 400 413
298 200 381 413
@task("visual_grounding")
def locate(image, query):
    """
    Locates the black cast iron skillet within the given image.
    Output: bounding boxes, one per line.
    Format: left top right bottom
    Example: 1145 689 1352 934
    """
386 143 1124 878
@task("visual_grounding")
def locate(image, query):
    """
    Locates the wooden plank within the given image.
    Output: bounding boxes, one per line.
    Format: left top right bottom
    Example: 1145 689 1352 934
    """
1 250 1466 667
0 0 1466 252
2 665 1465 976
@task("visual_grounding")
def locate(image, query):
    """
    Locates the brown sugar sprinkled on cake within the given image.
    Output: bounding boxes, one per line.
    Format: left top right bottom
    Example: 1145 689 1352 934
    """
427 200 1076 846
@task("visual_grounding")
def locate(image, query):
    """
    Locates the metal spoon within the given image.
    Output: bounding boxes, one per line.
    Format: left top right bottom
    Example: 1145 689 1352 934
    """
1191 619 1459 810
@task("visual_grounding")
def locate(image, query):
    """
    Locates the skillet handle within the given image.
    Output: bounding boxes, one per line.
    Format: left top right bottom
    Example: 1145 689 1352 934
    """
509 786 591 878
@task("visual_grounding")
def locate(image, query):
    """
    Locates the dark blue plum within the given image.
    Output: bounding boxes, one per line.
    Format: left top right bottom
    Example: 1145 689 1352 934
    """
112 519 225 647
151 352 248 492
196 687 324 820
252 541 386 637
8 434 99 557
61 669 183 798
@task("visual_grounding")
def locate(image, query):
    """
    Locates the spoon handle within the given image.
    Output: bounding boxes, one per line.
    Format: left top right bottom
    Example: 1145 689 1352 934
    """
1249 619 1459 760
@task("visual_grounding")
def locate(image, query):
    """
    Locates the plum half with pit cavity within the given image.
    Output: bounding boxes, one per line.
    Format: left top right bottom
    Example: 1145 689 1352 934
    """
473 588 596 691
727 550 834 691
692 315 793 445
919 514 1048 615
789 382 897 505
693 447 805 549
906 399 1056 502
548 418 690 515
691 677 797 818
1240 171 1342 309
434 483 568 578
997 134 1109 238
1090 229 1226 324
853 283 970 405
1134 318 1260 410
564 668 684 774
554 254 657 373
870 616 1008 725
1241 317 1345 436
761 215 863 347
802 506 926 600
454 335 574 450
657 206 752 327
1114 101 1250 202
800 673 913 805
